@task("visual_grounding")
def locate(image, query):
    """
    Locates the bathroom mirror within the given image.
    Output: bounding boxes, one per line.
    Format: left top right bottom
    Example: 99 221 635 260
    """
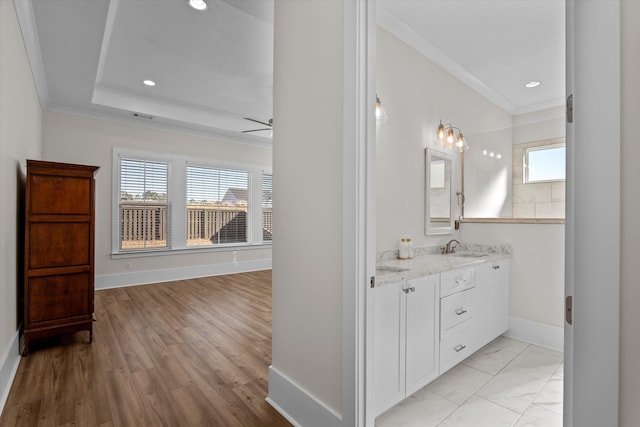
425 148 455 235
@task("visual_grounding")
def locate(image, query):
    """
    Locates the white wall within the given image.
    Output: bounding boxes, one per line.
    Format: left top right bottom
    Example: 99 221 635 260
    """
376 28 513 252
0 0 43 410
460 223 565 328
620 0 640 423
41 111 272 288
513 106 565 145
269 0 344 424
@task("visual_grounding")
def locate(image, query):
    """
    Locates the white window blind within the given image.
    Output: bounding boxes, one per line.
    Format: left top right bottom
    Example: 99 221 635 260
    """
186 165 249 245
119 158 170 250
262 173 273 242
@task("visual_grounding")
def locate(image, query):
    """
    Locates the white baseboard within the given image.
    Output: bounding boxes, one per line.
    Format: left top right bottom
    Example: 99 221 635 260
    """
0 331 21 416
267 366 342 427
504 316 564 352
95 259 272 290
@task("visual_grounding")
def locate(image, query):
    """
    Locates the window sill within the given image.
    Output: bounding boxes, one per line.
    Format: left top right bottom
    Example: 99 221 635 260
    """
111 242 272 259
460 218 565 225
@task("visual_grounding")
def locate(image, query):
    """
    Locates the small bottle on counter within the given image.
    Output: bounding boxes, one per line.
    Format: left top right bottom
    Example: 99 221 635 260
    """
406 238 414 259
399 238 409 259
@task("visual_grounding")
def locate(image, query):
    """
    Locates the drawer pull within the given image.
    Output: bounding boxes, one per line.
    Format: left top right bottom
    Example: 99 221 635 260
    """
455 308 467 316
492 264 500 270
454 344 466 353
403 287 416 294
455 278 468 285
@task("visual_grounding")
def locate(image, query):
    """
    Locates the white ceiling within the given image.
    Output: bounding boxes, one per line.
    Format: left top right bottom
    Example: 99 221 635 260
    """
16 0 564 145
378 0 565 114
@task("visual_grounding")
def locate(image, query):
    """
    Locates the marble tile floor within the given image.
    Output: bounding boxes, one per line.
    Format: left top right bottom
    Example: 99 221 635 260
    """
376 336 563 427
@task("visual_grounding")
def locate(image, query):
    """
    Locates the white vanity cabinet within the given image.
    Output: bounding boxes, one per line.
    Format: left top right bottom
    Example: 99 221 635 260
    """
372 274 439 416
475 258 511 347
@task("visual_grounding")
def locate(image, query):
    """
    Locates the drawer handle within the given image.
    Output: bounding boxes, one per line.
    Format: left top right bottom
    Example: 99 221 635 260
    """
455 278 468 285
455 308 467 316
403 287 416 294
454 344 466 353
492 265 500 270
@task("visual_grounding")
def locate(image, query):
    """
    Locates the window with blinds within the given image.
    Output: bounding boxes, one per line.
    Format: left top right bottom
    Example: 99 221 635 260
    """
186 165 249 246
119 158 170 250
262 173 273 242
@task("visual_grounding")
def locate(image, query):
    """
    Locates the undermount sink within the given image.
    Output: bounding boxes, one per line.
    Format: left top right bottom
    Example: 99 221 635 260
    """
376 265 410 275
450 252 488 258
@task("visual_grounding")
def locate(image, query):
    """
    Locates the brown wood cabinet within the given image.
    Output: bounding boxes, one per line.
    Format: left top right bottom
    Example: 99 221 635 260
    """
23 160 99 355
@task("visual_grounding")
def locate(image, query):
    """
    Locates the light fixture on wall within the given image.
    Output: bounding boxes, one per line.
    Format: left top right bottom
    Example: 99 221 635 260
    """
375 94 387 125
436 121 468 152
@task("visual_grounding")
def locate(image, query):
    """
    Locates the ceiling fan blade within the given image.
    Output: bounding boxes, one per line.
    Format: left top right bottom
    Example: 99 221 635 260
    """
241 128 272 133
243 117 271 127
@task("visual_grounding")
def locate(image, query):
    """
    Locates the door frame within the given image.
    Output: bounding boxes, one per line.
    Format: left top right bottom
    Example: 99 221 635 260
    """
564 0 620 426
342 1 376 426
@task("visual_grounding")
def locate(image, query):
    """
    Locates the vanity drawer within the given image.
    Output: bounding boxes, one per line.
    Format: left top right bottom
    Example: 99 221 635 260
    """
441 288 475 333
440 321 475 374
440 267 475 297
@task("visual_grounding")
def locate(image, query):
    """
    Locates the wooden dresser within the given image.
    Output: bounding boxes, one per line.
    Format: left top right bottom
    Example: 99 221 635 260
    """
23 160 99 355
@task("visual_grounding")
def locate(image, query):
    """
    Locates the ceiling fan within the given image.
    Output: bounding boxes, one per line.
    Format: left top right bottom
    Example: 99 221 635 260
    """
242 117 273 134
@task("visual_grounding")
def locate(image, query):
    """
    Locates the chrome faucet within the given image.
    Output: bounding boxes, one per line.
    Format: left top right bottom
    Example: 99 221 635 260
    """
442 239 460 254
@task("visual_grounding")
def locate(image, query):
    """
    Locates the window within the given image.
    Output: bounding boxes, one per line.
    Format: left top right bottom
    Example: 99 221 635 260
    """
113 149 271 254
118 158 170 250
186 166 249 246
524 144 566 183
262 173 273 241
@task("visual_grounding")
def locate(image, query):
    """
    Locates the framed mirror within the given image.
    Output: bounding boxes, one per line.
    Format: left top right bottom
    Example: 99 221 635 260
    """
425 148 455 235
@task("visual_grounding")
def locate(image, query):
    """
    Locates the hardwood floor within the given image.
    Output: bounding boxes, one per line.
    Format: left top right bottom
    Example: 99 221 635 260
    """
0 270 291 427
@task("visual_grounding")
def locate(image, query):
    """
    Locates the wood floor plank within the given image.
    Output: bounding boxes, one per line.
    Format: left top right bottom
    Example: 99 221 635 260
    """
0 270 290 427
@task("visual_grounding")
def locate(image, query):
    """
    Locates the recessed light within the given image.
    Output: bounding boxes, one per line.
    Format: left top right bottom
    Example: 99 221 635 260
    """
189 0 207 11
525 81 541 88
143 80 156 87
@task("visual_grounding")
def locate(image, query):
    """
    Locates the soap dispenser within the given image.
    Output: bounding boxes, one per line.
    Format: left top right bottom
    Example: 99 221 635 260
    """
406 238 414 259
399 238 409 259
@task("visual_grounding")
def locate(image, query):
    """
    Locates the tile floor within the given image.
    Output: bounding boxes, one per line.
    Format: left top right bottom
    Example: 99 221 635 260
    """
376 336 563 427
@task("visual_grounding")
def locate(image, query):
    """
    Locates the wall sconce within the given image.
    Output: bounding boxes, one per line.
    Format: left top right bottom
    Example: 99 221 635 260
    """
437 120 468 152
376 94 387 125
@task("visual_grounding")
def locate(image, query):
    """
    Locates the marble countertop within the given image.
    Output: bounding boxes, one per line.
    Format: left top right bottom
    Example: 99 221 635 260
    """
375 245 511 287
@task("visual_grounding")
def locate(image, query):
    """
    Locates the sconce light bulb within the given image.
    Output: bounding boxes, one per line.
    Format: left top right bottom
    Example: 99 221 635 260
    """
483 149 488 156
437 122 445 140
496 153 502 160
446 128 455 144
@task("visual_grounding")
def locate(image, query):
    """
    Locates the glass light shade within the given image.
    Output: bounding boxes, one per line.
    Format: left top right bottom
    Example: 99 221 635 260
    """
446 128 454 144
375 96 387 125
437 122 445 140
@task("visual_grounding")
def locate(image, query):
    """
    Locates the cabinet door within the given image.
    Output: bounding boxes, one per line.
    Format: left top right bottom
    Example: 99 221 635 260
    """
405 274 440 396
372 281 406 416
475 259 511 348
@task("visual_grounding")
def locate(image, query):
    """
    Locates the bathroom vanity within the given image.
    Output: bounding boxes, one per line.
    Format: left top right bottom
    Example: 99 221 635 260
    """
372 248 511 417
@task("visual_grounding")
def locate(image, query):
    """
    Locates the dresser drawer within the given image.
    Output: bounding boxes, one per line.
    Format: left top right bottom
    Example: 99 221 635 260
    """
440 321 475 374
441 288 475 333
440 267 474 297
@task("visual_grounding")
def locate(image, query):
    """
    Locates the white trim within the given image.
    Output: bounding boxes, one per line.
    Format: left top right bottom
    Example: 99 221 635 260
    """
13 0 50 109
95 258 271 290
504 316 564 353
343 1 375 426
0 331 22 415
267 366 342 427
